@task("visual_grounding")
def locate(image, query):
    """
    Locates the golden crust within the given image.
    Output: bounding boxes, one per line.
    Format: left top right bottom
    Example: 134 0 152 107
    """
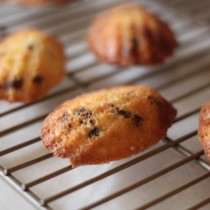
88 4 178 66
0 29 66 103
41 85 176 167
198 102 210 159
8 0 72 6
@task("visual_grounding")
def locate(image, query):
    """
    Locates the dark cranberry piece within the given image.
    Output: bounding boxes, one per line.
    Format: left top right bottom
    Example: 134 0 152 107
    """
33 76 44 85
88 127 100 138
77 108 92 119
132 114 143 127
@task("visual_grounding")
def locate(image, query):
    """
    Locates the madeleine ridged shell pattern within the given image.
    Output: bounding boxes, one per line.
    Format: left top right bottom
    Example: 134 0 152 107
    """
88 4 178 66
0 29 65 103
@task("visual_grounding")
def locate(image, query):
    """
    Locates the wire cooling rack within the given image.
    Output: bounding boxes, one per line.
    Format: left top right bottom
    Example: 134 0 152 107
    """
1 0 210 209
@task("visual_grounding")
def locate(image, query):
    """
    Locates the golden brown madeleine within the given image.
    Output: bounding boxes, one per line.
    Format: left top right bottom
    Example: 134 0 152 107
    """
88 4 178 66
41 85 176 167
8 0 72 6
198 102 210 159
0 29 65 103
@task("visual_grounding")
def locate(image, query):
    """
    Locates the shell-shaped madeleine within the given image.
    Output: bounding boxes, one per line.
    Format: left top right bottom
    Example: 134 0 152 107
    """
88 4 178 66
41 85 176 167
0 29 65 103
198 102 210 159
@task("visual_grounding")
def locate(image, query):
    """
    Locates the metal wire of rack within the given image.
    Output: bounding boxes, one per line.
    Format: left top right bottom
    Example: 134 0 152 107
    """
1 0 210 209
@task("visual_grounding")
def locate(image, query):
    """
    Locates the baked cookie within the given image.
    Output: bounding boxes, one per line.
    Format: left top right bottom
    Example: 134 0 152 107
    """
198 102 210 159
41 85 176 167
8 0 72 6
0 29 65 103
88 4 178 66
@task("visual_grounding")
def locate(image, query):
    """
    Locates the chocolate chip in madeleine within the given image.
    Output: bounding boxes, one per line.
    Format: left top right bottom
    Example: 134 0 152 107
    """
90 119 95 125
88 127 100 138
117 109 131 118
60 113 70 122
132 114 144 127
77 107 93 119
33 75 44 85
110 104 131 119
7 79 23 90
148 95 162 108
